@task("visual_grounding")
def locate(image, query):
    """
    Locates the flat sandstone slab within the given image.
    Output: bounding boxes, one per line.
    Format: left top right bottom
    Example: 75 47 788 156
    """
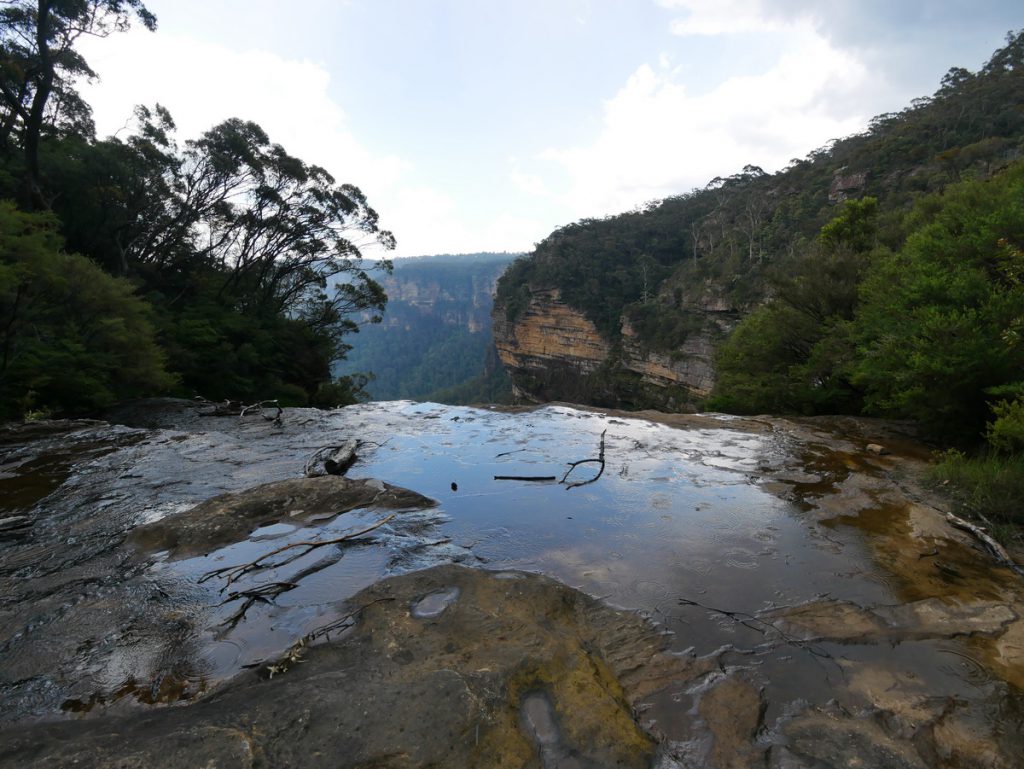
0 564 695 769
130 476 437 558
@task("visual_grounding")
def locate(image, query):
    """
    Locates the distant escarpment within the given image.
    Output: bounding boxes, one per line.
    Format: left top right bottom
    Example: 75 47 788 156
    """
337 253 516 402
493 288 736 409
494 32 1024 409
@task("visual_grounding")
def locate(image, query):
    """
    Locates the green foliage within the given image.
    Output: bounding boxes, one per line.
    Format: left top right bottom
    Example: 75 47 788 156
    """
986 396 1024 453
929 449 1024 534
709 196 877 415
711 159 1024 443
0 2 396 415
311 374 372 409
0 201 173 419
818 197 879 253
0 1 156 206
426 360 513 406
708 305 814 414
851 162 1024 440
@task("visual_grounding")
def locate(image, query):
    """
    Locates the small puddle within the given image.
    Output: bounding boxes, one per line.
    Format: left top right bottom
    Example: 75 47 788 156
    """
411 587 460 618
520 691 598 769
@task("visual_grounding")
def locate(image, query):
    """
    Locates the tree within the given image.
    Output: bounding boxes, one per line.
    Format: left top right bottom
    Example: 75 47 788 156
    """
852 162 1024 441
40 108 395 402
0 0 156 207
708 198 879 415
0 199 173 418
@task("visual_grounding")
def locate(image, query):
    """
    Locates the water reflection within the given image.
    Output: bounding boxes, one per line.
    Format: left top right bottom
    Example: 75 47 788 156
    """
1 400 1021 764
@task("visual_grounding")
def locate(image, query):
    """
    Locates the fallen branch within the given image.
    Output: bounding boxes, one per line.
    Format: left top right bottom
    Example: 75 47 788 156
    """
305 596 395 644
304 439 359 477
200 513 397 588
260 597 396 678
678 597 837 664
219 581 298 629
560 429 607 489
240 399 283 424
493 475 557 482
195 397 244 416
945 512 1024 577
195 396 283 424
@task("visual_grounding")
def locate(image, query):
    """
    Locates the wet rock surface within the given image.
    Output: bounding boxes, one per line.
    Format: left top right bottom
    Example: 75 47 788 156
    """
1 400 1023 768
130 475 437 558
1 565 675 768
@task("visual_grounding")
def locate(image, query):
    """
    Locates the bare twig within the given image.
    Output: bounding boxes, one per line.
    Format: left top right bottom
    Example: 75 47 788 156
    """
493 475 557 482
219 581 298 629
305 596 395 644
240 399 283 423
561 429 607 489
260 597 396 678
195 396 282 424
677 596 838 664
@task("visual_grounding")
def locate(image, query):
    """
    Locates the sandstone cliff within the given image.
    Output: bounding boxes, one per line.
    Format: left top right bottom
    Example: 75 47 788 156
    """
493 287 737 408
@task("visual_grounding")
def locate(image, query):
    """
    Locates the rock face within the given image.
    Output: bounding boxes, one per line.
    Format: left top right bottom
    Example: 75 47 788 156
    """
376 263 505 333
0 565 685 769
493 287 734 406
492 288 612 403
829 168 868 203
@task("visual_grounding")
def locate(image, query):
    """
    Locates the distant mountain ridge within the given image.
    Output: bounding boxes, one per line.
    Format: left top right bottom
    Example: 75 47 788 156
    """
335 252 517 402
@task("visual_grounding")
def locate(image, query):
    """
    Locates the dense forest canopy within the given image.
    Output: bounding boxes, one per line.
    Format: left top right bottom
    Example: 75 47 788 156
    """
0 0 394 419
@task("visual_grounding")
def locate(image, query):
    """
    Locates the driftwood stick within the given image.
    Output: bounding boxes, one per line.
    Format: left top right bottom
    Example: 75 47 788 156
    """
257 597 398 678
219 581 299 629
240 399 283 423
304 439 359 477
560 429 607 489
945 512 1024 577
200 513 397 587
493 475 557 482
304 596 395 644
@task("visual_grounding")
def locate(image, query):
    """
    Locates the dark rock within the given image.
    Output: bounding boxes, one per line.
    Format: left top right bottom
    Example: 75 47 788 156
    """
129 476 436 558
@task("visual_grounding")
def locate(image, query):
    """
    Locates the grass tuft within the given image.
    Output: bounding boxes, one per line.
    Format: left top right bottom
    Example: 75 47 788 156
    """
929 449 1024 545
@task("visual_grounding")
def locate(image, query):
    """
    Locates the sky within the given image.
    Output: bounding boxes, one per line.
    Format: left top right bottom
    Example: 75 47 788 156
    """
77 1 1022 258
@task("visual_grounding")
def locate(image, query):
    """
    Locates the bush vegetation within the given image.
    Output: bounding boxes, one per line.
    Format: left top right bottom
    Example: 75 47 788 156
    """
0 2 393 420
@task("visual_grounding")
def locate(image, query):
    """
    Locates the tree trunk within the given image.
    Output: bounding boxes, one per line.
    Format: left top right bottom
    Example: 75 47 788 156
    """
24 0 55 209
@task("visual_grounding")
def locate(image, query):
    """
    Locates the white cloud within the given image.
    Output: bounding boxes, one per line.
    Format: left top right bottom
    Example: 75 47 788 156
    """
509 157 553 198
384 185 544 257
537 18 868 218
76 30 521 258
656 0 782 36
78 32 408 192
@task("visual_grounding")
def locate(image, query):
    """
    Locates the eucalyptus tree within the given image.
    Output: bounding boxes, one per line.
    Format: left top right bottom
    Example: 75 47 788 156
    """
0 0 155 207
